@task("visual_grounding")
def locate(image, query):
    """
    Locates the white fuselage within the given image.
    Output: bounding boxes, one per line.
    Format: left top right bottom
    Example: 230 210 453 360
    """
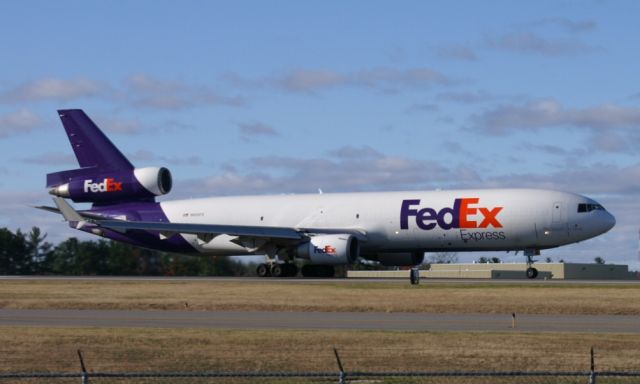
159 188 615 256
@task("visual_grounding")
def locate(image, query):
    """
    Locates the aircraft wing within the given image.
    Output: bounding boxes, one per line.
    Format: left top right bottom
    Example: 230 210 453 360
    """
41 197 367 243
97 219 303 240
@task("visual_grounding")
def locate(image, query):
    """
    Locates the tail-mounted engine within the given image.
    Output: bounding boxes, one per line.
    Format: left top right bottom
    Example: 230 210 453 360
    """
47 166 172 203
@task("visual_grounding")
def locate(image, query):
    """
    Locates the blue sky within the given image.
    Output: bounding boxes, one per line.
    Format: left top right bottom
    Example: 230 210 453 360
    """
1 1 639 268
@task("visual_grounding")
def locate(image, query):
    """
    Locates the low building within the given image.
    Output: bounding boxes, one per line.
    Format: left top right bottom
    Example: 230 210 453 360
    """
347 263 636 280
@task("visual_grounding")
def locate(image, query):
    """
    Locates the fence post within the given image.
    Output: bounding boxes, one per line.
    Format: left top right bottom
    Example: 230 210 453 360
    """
77 349 89 384
333 348 346 384
588 346 596 384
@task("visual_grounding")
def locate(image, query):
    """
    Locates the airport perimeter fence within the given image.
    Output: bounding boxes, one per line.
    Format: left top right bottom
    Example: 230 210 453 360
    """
2 349 640 384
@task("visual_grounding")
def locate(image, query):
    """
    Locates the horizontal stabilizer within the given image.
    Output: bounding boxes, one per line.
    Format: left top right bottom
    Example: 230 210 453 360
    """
52 197 87 229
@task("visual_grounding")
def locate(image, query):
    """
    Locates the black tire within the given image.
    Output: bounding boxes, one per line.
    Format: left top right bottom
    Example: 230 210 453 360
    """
317 265 335 278
526 267 538 279
270 264 283 278
301 265 336 278
257 263 270 277
301 265 316 277
324 265 335 278
285 264 298 277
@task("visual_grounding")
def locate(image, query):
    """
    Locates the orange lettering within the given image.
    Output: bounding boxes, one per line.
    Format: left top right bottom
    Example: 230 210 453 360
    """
459 198 479 228
479 207 503 228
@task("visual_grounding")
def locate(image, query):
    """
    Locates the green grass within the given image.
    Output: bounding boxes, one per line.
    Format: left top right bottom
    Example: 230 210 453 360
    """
1 327 639 373
1 279 640 314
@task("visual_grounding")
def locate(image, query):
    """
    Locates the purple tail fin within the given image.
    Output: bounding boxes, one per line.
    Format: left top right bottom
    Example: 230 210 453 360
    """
58 109 133 170
47 110 133 187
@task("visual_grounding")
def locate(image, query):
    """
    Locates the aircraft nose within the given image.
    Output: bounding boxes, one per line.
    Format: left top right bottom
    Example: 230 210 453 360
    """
602 211 616 233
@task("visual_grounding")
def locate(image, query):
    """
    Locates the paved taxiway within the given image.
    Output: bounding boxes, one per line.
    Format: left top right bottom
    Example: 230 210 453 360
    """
1 275 638 285
1 309 638 333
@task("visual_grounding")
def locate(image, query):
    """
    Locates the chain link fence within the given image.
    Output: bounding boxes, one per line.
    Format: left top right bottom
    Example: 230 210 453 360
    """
1 348 639 383
4 371 640 384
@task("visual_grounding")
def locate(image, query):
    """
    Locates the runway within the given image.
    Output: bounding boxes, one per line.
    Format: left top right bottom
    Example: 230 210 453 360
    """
1 309 638 333
1 275 639 285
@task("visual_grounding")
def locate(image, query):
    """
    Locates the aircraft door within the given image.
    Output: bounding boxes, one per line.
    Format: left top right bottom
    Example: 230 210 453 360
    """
551 201 564 229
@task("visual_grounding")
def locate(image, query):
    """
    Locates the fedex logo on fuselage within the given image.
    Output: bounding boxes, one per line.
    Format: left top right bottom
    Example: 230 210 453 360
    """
83 178 123 193
400 198 503 230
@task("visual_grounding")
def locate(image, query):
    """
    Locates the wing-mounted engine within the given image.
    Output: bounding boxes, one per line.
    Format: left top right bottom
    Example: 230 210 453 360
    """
362 251 424 266
296 234 359 265
47 166 172 203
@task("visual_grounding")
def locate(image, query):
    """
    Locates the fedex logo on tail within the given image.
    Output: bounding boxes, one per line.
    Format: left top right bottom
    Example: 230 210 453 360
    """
400 198 503 230
83 178 123 193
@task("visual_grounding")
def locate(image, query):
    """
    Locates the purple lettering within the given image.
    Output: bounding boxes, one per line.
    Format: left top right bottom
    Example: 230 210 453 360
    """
416 208 437 230
400 199 421 230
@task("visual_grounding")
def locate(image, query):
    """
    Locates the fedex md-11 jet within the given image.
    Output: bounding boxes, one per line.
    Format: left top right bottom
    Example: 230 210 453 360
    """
39 110 616 278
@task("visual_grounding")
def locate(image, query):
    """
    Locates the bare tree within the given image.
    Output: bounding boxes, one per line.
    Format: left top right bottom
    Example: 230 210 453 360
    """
476 256 501 263
427 252 458 264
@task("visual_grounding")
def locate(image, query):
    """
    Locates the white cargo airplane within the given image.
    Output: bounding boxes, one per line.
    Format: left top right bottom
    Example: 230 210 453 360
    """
39 110 616 278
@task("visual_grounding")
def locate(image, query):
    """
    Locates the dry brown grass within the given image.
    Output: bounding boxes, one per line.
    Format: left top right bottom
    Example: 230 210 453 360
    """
0 327 639 373
1 279 639 315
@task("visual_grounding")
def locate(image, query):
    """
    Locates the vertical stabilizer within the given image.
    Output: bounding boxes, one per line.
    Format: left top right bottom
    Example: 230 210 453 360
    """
47 109 172 204
57 109 133 171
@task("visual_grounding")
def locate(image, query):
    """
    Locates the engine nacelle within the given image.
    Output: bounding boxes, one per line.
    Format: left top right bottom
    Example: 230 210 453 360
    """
48 166 172 203
363 251 425 266
296 234 359 265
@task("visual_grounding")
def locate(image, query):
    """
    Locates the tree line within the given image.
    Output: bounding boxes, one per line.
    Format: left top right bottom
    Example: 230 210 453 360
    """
0 227 253 276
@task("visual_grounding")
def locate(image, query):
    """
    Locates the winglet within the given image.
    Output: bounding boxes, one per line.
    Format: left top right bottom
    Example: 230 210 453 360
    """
52 197 87 229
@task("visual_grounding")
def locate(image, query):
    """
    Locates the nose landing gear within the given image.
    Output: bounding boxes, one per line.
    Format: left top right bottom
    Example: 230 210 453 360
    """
525 249 540 279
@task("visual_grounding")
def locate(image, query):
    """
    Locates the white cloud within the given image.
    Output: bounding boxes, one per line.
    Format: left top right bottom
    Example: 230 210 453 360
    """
21 152 76 166
124 74 246 110
92 116 145 135
0 190 94 244
473 99 640 135
237 122 279 142
435 45 478 61
0 75 246 111
348 67 451 89
128 149 202 166
437 91 494 104
406 103 439 113
487 32 597 56
0 109 42 138
228 66 453 94
280 70 345 92
484 163 640 196
94 115 196 135
174 146 480 197
530 18 597 33
0 78 107 102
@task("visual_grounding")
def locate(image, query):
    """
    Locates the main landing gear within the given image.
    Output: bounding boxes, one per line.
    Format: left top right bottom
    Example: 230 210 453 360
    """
301 265 335 278
256 263 336 278
525 249 540 279
256 263 298 278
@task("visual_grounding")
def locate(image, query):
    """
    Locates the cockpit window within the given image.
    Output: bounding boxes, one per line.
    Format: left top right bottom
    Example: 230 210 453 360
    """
577 203 605 213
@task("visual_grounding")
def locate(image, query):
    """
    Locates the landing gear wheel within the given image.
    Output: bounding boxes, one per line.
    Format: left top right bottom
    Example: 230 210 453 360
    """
257 263 271 277
301 265 335 278
284 264 298 277
526 267 538 279
270 264 283 278
321 265 335 278
301 265 316 278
